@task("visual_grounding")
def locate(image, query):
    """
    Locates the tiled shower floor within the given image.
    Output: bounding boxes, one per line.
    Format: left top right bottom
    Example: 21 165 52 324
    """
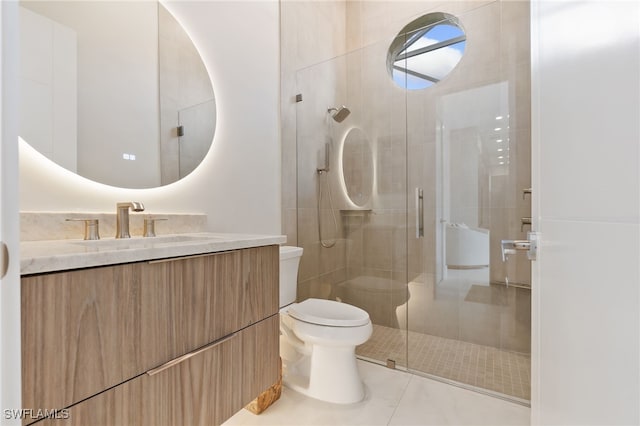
357 324 531 401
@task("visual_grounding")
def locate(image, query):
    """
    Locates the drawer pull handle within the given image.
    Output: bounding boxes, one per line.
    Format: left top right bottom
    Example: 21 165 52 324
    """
147 333 237 376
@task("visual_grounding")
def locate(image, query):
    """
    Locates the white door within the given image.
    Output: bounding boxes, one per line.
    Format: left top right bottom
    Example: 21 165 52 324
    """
0 1 21 425
531 1 639 424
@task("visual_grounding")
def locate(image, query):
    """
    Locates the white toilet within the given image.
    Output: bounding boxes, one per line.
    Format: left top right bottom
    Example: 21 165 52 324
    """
279 246 373 404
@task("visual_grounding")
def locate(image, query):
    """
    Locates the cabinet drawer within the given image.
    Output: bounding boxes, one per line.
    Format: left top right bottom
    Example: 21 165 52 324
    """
22 245 278 420
39 315 279 426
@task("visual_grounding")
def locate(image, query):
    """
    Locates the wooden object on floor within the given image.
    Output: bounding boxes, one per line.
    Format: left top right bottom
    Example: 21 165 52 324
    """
245 357 283 415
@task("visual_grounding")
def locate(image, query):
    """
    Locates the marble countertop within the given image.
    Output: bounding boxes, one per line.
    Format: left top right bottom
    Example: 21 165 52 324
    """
21 232 287 275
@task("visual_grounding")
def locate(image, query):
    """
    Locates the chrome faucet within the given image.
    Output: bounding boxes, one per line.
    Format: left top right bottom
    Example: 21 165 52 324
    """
116 202 145 238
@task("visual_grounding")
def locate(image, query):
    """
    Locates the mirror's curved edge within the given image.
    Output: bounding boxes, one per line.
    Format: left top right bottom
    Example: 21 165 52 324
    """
19 1 217 189
20 135 213 218
21 137 161 193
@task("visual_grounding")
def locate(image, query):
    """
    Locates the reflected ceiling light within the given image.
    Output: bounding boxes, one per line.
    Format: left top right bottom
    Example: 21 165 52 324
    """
496 139 503 142
494 127 502 131
496 116 503 120
499 161 505 165
497 148 504 152
498 156 504 159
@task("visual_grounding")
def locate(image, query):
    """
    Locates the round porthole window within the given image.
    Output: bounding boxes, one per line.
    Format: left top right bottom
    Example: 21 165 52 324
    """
387 12 466 90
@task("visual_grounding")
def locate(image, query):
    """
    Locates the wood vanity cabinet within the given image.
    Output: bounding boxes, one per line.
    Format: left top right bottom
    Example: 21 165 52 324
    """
21 245 279 426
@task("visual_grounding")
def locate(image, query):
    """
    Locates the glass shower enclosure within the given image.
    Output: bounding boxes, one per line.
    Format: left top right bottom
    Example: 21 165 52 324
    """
294 1 531 403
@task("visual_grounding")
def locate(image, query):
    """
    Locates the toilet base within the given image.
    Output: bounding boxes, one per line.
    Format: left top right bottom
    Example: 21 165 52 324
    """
281 339 366 404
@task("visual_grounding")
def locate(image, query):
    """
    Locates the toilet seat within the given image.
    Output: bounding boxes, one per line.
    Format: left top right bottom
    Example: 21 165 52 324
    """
288 298 369 327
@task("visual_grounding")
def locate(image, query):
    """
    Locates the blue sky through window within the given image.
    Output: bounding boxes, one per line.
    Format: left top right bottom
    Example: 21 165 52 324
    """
423 24 464 45
393 21 466 90
393 69 434 90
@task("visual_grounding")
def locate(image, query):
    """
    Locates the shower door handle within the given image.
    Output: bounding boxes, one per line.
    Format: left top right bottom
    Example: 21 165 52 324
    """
415 188 424 238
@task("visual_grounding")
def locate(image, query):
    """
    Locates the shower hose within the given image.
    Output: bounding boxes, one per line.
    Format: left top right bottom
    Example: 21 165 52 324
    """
316 170 338 248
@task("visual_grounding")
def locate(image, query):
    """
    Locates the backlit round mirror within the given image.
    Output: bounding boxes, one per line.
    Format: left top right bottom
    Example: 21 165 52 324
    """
388 12 466 90
19 1 215 188
341 128 373 207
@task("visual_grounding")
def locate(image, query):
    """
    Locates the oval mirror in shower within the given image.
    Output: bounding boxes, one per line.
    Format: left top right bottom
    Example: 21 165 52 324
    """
341 128 373 207
387 12 466 90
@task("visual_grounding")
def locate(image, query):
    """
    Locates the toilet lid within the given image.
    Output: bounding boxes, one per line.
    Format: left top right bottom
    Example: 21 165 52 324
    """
288 298 370 327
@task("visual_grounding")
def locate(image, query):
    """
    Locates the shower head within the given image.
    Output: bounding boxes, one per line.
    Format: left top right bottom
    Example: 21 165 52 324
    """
328 106 351 123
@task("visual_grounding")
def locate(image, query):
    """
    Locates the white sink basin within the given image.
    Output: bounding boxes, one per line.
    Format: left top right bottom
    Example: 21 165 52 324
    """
72 234 220 250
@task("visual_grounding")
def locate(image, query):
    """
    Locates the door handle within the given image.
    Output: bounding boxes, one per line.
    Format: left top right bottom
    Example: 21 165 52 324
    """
0 242 8 279
415 188 424 238
501 232 539 262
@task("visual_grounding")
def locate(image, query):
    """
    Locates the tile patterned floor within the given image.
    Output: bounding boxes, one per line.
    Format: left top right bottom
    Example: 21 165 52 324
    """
357 324 531 400
224 360 530 426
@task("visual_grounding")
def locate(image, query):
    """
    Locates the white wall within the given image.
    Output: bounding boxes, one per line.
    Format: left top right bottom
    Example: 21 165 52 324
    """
21 1 161 188
19 7 77 173
20 0 281 236
531 1 639 424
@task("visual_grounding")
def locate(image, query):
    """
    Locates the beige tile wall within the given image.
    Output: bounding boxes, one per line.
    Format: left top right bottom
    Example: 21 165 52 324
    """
281 0 531 327
281 0 349 250
281 1 354 301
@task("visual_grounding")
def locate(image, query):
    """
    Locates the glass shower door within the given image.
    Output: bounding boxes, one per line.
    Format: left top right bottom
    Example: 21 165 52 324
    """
405 2 532 402
295 39 410 370
292 1 531 403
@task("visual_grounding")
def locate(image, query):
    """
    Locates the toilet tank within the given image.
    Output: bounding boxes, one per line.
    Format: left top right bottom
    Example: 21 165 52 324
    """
279 246 303 308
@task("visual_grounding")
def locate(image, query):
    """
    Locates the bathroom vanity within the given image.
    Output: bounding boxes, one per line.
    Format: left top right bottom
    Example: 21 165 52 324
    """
20 233 285 425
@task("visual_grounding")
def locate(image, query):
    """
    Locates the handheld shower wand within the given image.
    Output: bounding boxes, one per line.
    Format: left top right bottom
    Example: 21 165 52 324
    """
316 141 336 248
317 143 331 173
316 104 351 248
